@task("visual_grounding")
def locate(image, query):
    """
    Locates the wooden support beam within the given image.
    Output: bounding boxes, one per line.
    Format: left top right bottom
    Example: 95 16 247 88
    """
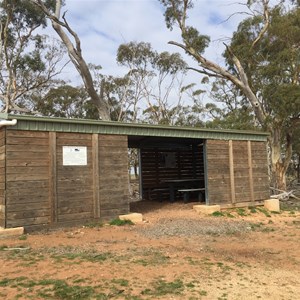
92 134 100 218
49 132 57 223
247 140 255 203
228 140 236 204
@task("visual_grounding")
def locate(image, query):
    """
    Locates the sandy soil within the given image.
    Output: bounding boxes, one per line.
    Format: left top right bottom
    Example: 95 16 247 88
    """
0 201 299 300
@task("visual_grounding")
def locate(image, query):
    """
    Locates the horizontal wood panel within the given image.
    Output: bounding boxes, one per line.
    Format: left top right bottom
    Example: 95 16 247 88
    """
6 194 49 204
7 173 48 182
56 139 92 146
58 205 93 214
58 212 93 222
57 133 92 140
99 134 127 141
57 188 93 200
7 130 48 138
0 195 4 205
6 145 49 153
6 166 48 174
141 145 204 194
6 137 49 145
0 216 4 228
99 140 128 147
6 180 49 189
7 209 50 220
58 199 93 208
56 133 94 223
0 129 5 140
0 146 5 154
6 216 49 228
7 151 49 160
7 202 50 211
6 160 49 167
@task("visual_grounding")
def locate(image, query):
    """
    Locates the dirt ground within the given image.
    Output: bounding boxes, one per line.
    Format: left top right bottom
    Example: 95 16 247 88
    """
0 200 299 300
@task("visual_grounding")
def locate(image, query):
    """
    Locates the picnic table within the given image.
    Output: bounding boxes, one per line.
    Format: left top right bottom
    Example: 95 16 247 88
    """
163 179 203 202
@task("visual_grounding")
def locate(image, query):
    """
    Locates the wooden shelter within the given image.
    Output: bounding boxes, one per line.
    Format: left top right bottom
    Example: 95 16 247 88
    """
0 114 270 231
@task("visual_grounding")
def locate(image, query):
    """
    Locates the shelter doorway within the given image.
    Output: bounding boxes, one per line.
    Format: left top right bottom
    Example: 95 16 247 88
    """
128 136 206 204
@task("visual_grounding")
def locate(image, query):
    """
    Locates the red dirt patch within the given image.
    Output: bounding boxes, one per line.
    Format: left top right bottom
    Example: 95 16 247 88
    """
0 201 299 299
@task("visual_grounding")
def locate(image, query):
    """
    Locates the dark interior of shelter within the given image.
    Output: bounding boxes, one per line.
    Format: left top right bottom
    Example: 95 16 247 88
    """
128 136 205 203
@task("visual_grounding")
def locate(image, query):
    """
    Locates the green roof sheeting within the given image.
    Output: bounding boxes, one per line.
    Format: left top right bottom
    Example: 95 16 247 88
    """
0 113 269 141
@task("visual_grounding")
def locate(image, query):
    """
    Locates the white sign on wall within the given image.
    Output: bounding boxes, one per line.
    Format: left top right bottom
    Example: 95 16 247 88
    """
63 146 87 166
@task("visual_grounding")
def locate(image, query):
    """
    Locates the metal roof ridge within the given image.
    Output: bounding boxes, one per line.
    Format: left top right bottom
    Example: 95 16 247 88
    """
0 113 269 136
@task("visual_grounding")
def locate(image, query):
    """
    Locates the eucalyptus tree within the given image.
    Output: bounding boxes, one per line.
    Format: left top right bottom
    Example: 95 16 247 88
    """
116 41 190 125
159 0 300 189
0 0 65 113
31 0 110 120
31 85 99 119
204 79 257 130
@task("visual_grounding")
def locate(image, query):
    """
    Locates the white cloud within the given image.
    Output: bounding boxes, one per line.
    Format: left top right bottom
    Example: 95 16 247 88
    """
45 0 251 87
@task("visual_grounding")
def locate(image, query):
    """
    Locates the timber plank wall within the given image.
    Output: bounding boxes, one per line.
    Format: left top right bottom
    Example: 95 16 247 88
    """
0 128 5 227
206 140 269 206
1 129 129 230
141 144 204 201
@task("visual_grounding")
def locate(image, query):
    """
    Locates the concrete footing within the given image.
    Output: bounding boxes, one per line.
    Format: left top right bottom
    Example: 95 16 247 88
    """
0 227 24 238
119 213 143 224
193 205 221 214
264 199 280 212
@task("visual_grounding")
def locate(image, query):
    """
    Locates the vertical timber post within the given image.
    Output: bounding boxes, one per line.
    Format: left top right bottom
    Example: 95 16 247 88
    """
203 140 209 205
92 134 100 218
49 132 57 223
229 140 236 204
247 141 255 203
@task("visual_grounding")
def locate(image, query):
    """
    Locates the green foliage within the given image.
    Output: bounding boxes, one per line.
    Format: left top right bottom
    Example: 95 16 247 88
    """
211 211 225 217
83 221 103 228
249 206 257 213
18 234 27 241
154 51 187 74
142 278 184 296
160 0 210 55
225 4 300 130
0 0 65 113
159 0 300 188
117 41 156 70
109 218 134 226
160 0 194 30
114 41 191 124
0 0 55 29
32 85 98 119
256 207 271 217
182 26 210 54
236 208 248 217
51 280 95 299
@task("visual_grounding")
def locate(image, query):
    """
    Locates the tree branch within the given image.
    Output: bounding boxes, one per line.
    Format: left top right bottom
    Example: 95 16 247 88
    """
32 0 110 120
187 67 224 78
251 0 270 49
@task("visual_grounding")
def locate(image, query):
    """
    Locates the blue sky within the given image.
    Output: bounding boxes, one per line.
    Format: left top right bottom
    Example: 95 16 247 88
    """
53 0 250 83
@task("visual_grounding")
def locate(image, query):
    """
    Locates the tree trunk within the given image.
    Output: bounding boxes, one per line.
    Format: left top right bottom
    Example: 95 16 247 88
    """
297 153 300 184
32 0 111 120
269 126 293 190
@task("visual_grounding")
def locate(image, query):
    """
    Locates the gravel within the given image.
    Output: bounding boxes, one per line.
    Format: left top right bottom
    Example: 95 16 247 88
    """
133 218 253 238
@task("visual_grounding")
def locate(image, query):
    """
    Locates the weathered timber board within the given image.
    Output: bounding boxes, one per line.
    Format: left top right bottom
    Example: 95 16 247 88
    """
141 144 204 201
7 216 49 228
0 129 5 227
99 135 129 219
206 139 269 206
56 132 94 223
5 130 50 228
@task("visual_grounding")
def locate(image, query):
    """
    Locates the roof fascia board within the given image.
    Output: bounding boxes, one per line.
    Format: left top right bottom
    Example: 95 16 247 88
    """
0 113 269 141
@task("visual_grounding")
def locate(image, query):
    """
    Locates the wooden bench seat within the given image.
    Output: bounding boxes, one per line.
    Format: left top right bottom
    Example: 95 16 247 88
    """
178 188 205 203
149 188 169 202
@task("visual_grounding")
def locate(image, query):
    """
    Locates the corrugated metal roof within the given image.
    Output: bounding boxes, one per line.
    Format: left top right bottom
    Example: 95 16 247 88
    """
0 113 269 141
